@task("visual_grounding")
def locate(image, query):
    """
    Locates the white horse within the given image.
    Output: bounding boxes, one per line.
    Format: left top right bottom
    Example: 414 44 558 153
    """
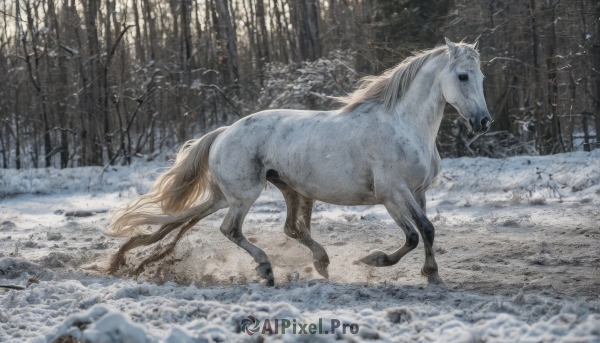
106 39 491 286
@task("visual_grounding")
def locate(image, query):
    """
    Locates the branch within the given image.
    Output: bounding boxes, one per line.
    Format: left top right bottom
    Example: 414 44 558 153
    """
483 56 532 67
104 25 134 74
99 149 123 179
45 146 64 158
59 44 79 55
21 39 41 92
124 97 147 141
116 70 160 140
198 84 242 117
1 119 17 139
0 9 27 23
0 285 25 290
48 127 78 135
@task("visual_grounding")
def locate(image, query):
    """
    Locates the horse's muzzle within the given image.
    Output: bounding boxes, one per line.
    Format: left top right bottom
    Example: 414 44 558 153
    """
469 113 493 134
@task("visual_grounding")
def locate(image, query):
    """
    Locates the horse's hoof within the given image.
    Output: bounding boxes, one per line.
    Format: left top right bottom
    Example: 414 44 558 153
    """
265 278 275 287
424 271 446 288
360 250 394 267
314 259 330 279
314 263 329 279
256 263 274 285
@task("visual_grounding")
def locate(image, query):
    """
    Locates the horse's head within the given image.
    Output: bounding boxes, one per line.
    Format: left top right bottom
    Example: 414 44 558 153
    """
439 38 492 134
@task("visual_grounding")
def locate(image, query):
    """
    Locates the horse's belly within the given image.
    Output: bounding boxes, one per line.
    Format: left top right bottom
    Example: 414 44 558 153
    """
269 158 379 206
283 177 379 205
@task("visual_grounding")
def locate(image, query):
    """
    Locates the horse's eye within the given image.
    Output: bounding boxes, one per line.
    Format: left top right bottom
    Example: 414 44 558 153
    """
458 74 468 81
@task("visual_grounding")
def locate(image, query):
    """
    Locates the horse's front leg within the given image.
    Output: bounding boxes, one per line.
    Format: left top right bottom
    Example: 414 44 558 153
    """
359 197 419 267
411 191 445 286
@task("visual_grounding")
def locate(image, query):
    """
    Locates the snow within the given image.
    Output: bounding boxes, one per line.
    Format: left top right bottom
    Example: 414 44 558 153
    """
5 279 599 343
1 151 600 342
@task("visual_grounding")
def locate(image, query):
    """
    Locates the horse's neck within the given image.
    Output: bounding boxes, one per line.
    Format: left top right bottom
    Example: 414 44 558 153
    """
392 58 446 148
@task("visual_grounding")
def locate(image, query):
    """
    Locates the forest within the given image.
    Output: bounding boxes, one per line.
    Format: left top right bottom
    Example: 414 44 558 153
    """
0 0 598 169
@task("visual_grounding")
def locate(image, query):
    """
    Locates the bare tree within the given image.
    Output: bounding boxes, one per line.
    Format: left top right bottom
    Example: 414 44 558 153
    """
0 0 597 169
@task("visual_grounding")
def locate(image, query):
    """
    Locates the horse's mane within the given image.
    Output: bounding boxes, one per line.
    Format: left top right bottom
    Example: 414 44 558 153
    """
336 43 479 113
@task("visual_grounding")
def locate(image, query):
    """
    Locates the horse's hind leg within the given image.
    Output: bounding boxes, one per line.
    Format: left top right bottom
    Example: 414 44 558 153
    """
109 192 228 274
269 175 330 278
360 197 419 267
220 198 275 286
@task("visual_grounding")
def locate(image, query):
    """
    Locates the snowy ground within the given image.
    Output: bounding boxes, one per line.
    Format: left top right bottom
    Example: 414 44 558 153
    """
1 151 600 342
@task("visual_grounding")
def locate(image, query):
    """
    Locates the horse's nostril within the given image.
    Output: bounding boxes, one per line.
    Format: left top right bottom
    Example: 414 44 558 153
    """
480 117 489 127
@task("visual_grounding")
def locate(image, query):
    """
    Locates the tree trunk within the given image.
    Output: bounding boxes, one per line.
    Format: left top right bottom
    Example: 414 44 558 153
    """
143 0 157 62
181 0 193 62
282 0 299 63
272 0 289 63
528 0 545 154
49 0 70 168
83 0 102 165
255 0 270 67
23 0 52 167
242 0 258 72
543 6 563 152
590 0 600 143
132 0 146 66
300 0 321 61
215 0 240 82
14 86 21 170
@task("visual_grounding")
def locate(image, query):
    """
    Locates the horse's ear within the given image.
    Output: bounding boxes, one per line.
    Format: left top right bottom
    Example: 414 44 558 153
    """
473 40 479 51
445 37 458 57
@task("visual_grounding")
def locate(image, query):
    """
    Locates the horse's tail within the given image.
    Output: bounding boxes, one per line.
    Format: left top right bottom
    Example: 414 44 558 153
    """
104 126 228 238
